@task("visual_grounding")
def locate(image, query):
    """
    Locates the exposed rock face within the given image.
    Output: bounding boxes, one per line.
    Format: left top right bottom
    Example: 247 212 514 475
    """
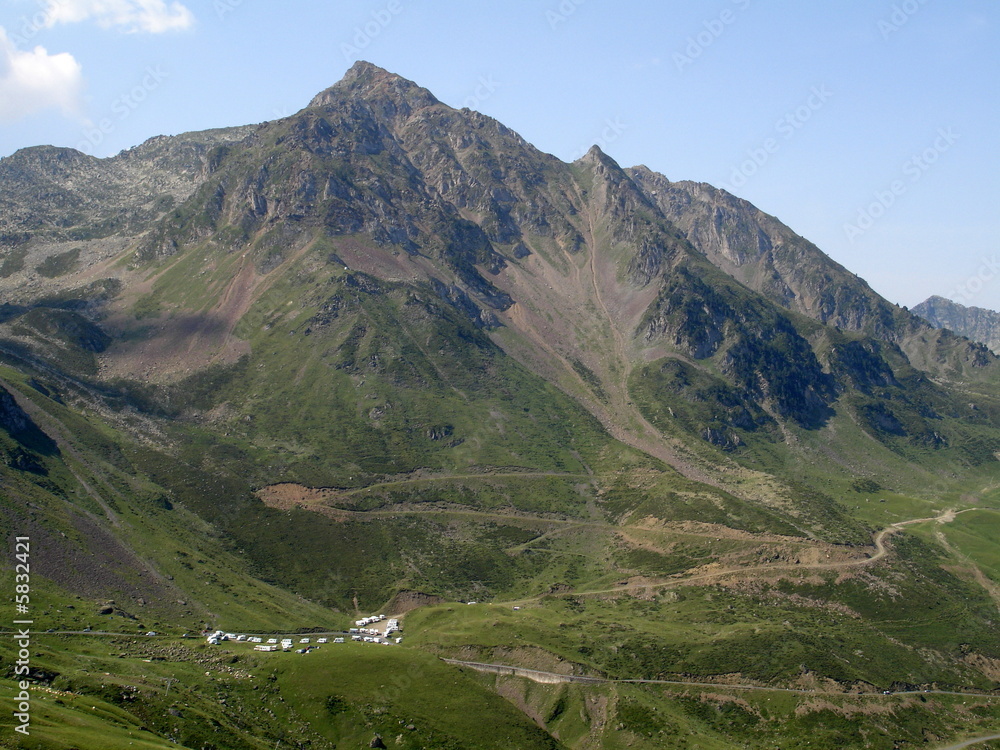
0 386 30 435
0 126 255 241
624 167 961 361
0 384 59 473
384 591 446 616
0 61 980 375
913 296 1000 354
0 59 995 472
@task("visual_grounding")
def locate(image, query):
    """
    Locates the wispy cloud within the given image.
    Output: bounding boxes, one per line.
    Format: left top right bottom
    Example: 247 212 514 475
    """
0 27 83 122
42 0 195 34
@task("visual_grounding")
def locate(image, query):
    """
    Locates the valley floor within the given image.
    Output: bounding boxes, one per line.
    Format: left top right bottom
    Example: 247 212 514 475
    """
6 505 1000 749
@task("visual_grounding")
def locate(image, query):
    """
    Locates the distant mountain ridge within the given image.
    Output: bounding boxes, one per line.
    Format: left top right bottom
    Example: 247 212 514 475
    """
0 126 254 240
913 295 1000 355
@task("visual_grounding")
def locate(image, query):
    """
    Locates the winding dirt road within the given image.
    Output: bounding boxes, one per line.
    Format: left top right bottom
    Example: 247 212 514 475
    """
508 507 977 603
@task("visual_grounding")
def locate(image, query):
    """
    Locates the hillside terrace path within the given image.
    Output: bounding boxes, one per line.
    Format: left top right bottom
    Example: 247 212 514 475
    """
14 510 1000 746
10 507 997 750
502 507 976 603
320 471 592 498
441 660 1000 749
265 480 980 595
441 658 1000 702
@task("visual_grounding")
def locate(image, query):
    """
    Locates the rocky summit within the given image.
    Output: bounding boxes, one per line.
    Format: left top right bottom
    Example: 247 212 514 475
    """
2 62 1000 749
914 294 1000 355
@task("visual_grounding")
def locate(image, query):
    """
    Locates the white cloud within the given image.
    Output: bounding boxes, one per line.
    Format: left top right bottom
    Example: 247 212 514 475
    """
43 0 195 34
0 27 83 123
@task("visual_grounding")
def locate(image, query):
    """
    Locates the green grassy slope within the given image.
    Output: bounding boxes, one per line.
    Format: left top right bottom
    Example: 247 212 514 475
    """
3 62 1000 749
0 637 566 749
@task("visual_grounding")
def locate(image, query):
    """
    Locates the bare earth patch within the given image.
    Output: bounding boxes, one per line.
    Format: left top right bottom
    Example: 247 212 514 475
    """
256 483 351 521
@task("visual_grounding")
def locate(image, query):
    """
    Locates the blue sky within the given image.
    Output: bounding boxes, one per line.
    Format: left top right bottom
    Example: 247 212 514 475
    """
1 0 997 311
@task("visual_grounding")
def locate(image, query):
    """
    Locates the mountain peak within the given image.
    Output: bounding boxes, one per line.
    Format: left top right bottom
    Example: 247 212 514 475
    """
921 294 958 308
340 60 401 87
309 60 439 111
913 295 1000 354
576 144 611 165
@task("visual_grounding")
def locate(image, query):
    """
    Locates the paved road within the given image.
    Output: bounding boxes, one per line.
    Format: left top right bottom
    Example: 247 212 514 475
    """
447 659 1000 750
8 506 999 742
933 734 1000 750
442 659 1000 699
